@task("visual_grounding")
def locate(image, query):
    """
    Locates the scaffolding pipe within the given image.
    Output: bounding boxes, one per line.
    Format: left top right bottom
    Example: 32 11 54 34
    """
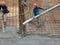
22 4 60 25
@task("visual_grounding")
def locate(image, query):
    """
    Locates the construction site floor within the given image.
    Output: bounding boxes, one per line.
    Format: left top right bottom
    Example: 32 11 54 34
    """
0 35 60 45
0 26 60 45
0 25 19 38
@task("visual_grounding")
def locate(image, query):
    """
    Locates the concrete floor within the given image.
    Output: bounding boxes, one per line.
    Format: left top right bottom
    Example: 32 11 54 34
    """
0 25 60 45
0 25 19 38
0 35 60 45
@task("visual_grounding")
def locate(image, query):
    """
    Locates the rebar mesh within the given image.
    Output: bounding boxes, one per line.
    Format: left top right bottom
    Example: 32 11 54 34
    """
24 0 60 35
0 0 60 36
